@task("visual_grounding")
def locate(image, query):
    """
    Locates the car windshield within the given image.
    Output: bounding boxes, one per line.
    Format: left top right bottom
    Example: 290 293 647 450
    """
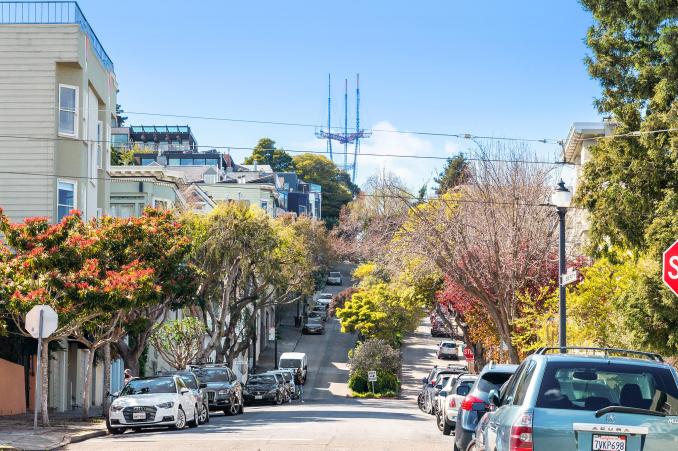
476 371 515 394
248 375 276 385
280 358 302 368
121 378 176 395
192 368 230 382
536 361 678 414
177 374 197 389
441 342 456 348
319 294 332 299
329 272 341 277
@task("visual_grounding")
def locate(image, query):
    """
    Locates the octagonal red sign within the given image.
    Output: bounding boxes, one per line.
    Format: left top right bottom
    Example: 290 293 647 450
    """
663 239 678 297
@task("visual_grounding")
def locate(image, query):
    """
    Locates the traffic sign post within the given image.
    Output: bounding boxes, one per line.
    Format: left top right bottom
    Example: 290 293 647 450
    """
463 347 474 361
663 239 678 297
25 305 58 431
367 370 377 393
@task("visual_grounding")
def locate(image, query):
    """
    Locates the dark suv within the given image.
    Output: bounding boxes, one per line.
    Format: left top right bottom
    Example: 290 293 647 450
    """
189 365 244 416
453 362 518 451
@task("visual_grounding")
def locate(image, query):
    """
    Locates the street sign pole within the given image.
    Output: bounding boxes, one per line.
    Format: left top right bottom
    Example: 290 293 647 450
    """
33 310 43 432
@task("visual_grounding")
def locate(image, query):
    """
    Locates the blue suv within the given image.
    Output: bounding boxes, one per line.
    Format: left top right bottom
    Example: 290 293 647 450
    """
482 347 678 451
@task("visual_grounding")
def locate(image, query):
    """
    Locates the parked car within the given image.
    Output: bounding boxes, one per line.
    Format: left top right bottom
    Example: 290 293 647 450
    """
423 367 466 415
266 369 299 399
189 365 244 416
317 292 333 301
107 375 199 434
161 371 210 424
431 316 453 338
243 373 287 405
326 271 342 285
310 305 328 321
303 317 325 335
279 352 308 383
437 340 460 360
437 374 477 435
454 362 518 451
482 347 678 451
466 406 492 451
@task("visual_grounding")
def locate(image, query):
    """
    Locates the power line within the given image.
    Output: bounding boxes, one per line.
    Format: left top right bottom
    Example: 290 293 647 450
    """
0 133 576 166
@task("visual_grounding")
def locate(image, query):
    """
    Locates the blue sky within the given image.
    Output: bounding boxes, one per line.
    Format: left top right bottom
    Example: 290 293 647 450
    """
78 0 601 188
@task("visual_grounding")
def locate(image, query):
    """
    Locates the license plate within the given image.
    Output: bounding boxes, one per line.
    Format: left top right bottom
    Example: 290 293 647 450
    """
132 412 146 420
593 434 626 451
255 395 263 400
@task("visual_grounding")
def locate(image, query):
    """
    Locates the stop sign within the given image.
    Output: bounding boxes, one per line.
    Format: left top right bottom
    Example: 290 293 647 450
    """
463 347 474 360
663 239 678 297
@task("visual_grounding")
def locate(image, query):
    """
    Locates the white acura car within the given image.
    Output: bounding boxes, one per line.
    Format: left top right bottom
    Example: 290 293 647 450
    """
107 375 200 434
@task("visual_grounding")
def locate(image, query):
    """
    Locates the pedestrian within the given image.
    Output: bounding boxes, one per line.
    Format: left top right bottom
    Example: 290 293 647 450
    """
295 368 304 402
124 369 133 385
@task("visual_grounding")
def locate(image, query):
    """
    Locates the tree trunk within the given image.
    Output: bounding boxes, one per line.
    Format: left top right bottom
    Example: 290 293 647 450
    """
40 338 50 426
102 343 111 416
81 348 95 420
116 338 142 376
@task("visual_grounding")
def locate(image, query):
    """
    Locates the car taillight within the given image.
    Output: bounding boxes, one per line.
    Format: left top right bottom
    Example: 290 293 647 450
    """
460 395 486 411
510 411 533 451
449 397 456 408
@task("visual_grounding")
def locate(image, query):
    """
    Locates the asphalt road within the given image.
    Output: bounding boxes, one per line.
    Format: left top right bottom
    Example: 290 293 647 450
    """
67 271 455 450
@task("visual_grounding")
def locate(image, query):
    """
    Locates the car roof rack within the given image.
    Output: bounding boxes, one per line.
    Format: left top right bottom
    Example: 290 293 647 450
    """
534 347 664 362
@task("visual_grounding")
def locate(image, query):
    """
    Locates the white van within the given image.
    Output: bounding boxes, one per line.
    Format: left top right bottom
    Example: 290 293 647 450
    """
278 352 308 384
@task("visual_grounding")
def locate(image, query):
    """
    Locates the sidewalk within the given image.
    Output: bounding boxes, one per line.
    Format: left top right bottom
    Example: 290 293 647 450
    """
256 301 304 372
0 410 107 450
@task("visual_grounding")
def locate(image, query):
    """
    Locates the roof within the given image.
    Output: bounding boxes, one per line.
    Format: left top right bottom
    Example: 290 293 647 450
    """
130 126 191 134
166 165 215 183
563 121 615 162
108 165 185 185
279 352 306 359
240 164 273 173
481 363 519 373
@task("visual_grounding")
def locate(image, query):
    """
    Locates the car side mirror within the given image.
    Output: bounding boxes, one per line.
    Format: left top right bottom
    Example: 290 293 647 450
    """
180 388 190 394
199 383 207 389
439 391 448 397
488 389 500 407
112 391 120 397
435 384 443 390
456 386 470 396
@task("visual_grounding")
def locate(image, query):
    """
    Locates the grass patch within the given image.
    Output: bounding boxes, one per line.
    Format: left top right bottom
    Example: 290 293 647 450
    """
349 390 398 399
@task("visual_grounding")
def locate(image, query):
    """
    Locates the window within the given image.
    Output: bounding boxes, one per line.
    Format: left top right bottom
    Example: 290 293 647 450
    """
111 203 136 218
140 157 156 165
154 199 169 210
57 180 76 222
111 134 128 148
58 84 78 137
204 174 217 184
513 360 537 406
96 121 103 169
193 158 206 166
260 200 269 211
180 158 192 166
168 158 181 166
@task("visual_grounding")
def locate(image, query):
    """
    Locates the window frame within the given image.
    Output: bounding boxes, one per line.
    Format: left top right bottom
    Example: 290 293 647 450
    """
58 84 79 138
56 178 77 222
512 359 537 406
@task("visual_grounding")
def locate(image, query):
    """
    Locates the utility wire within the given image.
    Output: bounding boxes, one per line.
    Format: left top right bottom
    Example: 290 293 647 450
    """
0 133 576 166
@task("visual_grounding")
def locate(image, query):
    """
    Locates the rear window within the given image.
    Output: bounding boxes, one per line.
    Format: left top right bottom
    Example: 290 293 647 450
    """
536 361 678 414
329 272 341 277
280 358 302 368
476 371 515 394
441 342 457 348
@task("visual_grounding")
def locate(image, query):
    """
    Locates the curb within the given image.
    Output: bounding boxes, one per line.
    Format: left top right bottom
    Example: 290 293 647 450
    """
67 429 108 445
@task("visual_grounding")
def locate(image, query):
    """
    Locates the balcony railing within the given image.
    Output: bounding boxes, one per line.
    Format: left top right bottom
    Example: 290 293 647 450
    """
0 2 114 72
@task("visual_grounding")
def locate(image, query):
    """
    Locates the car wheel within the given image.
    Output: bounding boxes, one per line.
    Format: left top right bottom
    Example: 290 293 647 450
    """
436 411 445 432
227 397 240 415
465 441 477 451
188 405 199 428
171 407 186 430
443 420 453 436
198 402 209 424
275 392 283 405
106 419 125 435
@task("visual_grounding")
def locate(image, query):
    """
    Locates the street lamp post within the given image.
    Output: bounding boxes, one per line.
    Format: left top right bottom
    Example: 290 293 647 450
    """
274 303 278 369
551 180 572 351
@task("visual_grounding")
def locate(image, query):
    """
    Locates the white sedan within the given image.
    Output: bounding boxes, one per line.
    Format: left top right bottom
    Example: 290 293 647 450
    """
107 375 200 434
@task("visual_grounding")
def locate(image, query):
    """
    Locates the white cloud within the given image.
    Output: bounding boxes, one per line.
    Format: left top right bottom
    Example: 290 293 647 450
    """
354 121 444 191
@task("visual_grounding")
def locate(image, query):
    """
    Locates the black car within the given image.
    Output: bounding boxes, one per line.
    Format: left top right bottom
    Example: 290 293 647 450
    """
454 363 518 451
189 365 244 416
243 374 286 405
302 317 325 334
161 371 210 424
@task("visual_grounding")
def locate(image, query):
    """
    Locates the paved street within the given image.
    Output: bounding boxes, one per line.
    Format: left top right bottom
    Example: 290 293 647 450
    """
66 280 455 451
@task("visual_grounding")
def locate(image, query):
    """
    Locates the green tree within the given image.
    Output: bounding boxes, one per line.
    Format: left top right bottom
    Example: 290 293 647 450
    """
150 317 206 370
434 154 470 194
244 138 295 172
576 0 678 252
293 153 354 227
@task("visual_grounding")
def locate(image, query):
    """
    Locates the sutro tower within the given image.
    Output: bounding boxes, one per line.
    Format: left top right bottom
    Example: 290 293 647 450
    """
315 74 371 182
